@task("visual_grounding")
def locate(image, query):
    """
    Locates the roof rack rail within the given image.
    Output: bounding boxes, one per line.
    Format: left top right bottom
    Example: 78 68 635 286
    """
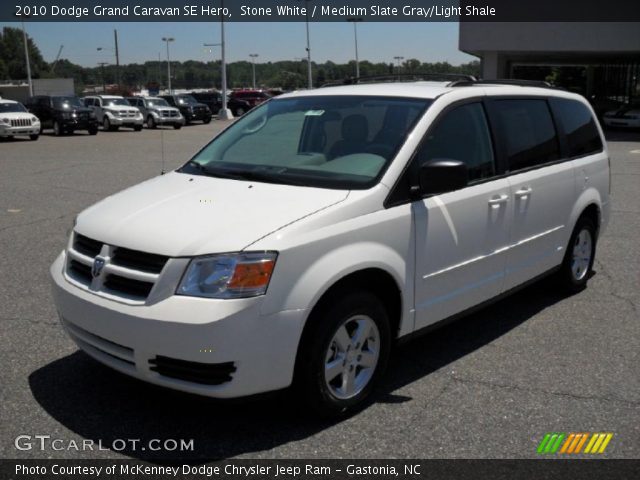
448 79 558 88
321 73 477 88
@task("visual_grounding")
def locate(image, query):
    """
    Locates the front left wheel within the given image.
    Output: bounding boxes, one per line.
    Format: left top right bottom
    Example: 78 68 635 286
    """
294 290 391 417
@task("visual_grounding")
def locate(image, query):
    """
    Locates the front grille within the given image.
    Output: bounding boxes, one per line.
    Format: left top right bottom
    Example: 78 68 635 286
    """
68 259 92 283
74 234 102 257
103 274 154 298
10 118 32 127
111 247 168 274
65 232 169 303
149 356 236 385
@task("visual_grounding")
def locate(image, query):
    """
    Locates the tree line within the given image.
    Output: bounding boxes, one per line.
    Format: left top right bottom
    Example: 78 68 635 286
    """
1 27 480 93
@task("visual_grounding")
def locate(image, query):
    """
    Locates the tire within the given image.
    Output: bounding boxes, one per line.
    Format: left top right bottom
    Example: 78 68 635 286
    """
103 117 111 132
203 117 212 124
173 123 182 130
235 107 245 116
29 134 39 141
556 216 597 292
294 290 391 417
147 116 156 129
88 126 98 135
134 124 143 132
53 121 63 136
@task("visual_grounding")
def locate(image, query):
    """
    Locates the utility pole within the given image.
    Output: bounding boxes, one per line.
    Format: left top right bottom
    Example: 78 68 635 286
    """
21 18 33 97
249 54 259 88
114 29 120 88
394 56 405 74
305 0 313 89
347 17 363 78
98 62 109 93
219 0 233 119
162 37 175 94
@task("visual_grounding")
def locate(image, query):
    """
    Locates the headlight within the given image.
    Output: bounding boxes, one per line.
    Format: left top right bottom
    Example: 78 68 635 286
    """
177 252 277 299
0 118 9 124
31 116 38 123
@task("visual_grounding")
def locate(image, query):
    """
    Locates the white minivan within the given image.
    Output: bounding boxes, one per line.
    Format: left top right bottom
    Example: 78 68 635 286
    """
51 79 610 415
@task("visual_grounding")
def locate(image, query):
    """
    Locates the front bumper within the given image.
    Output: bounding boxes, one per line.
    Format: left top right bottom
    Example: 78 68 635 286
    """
0 124 40 136
107 115 144 127
154 115 184 126
61 118 98 130
50 251 306 398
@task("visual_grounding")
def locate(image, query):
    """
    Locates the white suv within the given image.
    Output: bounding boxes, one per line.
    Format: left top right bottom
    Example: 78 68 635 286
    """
51 79 610 415
0 97 40 140
83 95 143 132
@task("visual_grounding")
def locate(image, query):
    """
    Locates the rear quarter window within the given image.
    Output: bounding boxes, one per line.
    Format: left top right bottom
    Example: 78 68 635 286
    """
551 98 603 157
491 99 560 172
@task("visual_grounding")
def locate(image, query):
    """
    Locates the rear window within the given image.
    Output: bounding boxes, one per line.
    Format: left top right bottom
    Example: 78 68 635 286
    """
492 99 560 171
551 98 603 157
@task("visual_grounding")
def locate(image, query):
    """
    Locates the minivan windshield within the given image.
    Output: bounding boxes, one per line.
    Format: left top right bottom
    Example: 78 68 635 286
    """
181 95 431 189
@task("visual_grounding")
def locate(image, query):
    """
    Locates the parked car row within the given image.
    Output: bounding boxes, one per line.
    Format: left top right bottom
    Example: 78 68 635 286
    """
1 89 276 140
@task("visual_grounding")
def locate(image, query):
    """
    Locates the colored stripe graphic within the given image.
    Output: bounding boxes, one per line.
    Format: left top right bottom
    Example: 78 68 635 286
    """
538 433 613 454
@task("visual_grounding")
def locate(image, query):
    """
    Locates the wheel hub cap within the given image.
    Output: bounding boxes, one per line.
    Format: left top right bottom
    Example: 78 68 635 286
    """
324 315 380 400
571 228 593 281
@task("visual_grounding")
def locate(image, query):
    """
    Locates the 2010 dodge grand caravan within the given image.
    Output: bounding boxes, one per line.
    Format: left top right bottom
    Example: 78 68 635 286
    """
51 79 610 415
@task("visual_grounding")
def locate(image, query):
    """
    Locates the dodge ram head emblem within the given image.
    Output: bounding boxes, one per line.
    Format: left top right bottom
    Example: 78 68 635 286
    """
91 257 106 278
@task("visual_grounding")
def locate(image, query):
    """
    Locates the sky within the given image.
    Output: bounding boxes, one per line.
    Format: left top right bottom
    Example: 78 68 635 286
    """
0 21 476 66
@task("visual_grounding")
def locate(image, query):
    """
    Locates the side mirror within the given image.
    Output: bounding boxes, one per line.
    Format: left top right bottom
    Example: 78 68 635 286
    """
414 159 468 197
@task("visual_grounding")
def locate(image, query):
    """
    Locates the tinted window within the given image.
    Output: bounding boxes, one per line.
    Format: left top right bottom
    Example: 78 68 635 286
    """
492 99 559 171
418 103 495 182
552 98 603 157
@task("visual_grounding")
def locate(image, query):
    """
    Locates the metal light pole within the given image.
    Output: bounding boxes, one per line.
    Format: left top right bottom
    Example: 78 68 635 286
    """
347 17 363 78
218 0 233 120
305 0 312 89
98 62 109 93
162 37 175 94
249 54 259 89
21 18 33 97
394 56 405 74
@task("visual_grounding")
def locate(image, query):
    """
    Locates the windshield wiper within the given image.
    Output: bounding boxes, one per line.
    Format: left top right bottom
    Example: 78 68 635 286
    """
183 162 310 186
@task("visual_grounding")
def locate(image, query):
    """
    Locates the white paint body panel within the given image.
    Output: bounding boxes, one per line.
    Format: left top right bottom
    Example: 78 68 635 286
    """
51 83 611 398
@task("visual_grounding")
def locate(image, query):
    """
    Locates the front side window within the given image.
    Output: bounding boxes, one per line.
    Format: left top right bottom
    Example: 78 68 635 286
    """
551 98 603 157
181 95 431 189
416 102 495 182
492 99 560 171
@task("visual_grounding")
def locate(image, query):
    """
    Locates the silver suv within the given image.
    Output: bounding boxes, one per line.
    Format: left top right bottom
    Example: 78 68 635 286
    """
126 97 184 130
83 95 143 132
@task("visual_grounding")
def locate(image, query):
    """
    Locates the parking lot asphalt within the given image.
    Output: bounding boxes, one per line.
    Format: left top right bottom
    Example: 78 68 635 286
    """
1 124 639 461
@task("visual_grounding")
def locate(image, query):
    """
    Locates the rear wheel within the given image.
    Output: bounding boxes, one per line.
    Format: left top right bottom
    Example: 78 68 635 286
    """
234 107 245 116
557 216 597 292
294 290 390 416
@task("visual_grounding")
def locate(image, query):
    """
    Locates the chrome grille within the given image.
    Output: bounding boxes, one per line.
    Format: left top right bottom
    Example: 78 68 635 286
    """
10 118 32 127
65 232 169 303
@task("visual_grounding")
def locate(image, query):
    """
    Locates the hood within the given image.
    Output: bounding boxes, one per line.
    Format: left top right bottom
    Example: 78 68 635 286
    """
58 107 92 114
105 104 137 112
76 171 349 257
605 106 640 117
1 112 38 120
